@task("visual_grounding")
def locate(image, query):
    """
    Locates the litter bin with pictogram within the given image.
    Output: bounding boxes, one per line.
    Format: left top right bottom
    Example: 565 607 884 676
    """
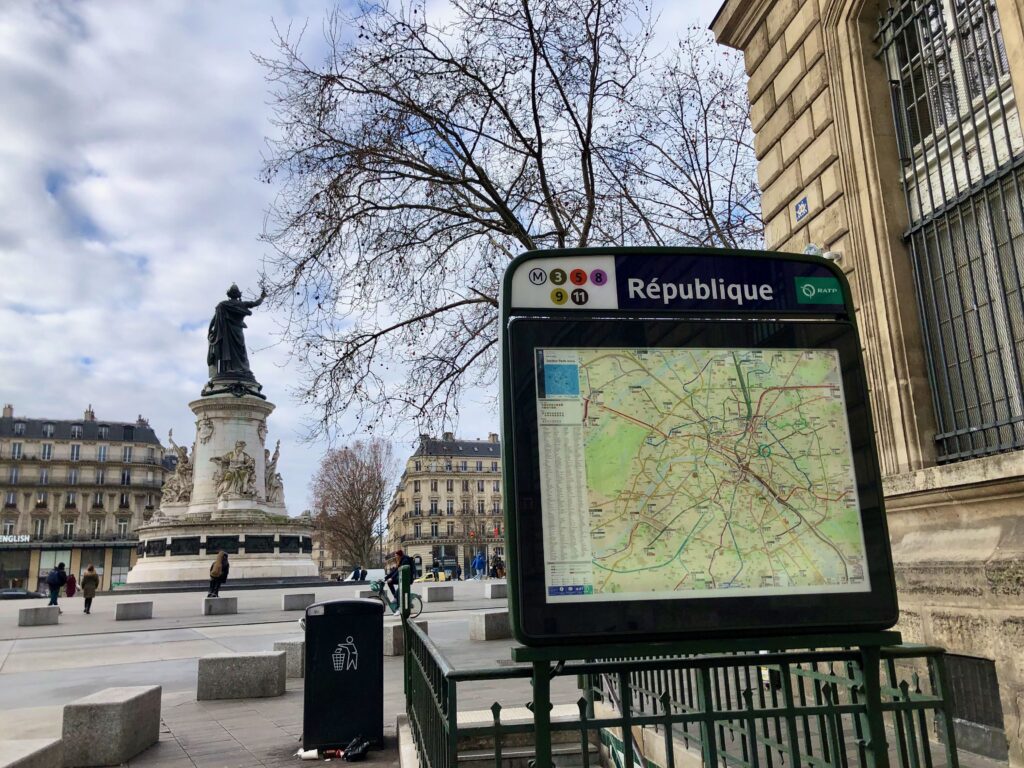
303 598 385 750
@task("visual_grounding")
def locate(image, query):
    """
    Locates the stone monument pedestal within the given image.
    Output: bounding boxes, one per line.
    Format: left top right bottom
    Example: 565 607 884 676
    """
125 392 318 586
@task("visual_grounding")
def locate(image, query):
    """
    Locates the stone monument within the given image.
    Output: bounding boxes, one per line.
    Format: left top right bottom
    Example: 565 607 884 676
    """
125 285 318 585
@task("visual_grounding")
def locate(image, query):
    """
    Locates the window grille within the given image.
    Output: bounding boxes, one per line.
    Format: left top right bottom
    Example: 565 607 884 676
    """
877 0 1024 461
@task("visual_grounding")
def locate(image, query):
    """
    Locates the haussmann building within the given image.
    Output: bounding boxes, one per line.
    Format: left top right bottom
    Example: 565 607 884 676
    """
711 0 1024 763
0 404 169 591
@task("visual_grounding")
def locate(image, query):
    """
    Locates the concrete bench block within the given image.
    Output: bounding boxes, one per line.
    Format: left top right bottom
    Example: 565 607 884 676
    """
423 585 453 602
202 596 237 616
273 640 304 678
412 619 428 634
17 607 58 627
115 601 153 621
384 623 405 656
356 589 376 599
484 582 507 599
470 610 512 641
282 592 315 611
197 652 286 700
0 738 63 768
62 685 161 767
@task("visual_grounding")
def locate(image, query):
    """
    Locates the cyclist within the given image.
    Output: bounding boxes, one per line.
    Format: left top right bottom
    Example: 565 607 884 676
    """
386 549 415 601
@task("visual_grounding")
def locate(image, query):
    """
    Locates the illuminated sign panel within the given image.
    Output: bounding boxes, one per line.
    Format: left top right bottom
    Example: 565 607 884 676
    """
501 248 897 646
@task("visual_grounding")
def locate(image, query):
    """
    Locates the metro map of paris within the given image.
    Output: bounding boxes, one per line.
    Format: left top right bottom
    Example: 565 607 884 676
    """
535 347 870 602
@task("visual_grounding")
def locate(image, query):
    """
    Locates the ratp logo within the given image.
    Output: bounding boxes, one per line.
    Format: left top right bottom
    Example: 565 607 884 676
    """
794 276 844 305
332 637 359 671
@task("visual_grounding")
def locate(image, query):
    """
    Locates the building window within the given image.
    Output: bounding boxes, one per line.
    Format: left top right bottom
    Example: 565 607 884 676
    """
65 492 77 507
42 423 54 437
68 469 78 485
492 480 500 492
494 547 503 556
430 521 438 537
70 444 80 461
98 425 109 439
414 460 421 471
430 479 437 492
35 491 46 506
39 468 49 485
477 500 485 515
462 501 470 514
96 469 105 484
444 459 452 471
413 480 420 492
97 445 107 462
447 521 454 536
4 491 15 506
476 460 483 471
10 442 22 459
119 492 130 508
879 0 1023 461
2 519 13 535
70 425 82 439
462 479 469 492
41 444 52 461
33 518 45 537
492 501 501 515
446 500 454 515
117 518 128 537
122 446 133 462
8 466 18 483
460 460 467 471
477 480 484 492
414 523 422 538
120 469 131 486
319 559 325 570
92 493 104 508
491 461 498 472
63 521 74 538
446 479 453 492
429 500 438 515
13 422 24 436
90 518 102 537
413 500 421 515
146 493 155 508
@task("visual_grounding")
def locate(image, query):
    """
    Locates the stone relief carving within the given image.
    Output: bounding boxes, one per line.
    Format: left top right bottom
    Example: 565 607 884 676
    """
197 416 215 445
265 440 285 504
210 440 257 500
161 429 193 504
257 421 268 446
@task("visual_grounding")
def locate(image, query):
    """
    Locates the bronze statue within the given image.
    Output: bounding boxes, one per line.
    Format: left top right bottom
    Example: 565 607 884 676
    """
203 284 267 398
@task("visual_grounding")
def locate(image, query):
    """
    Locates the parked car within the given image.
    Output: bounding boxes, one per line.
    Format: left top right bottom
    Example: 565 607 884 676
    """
0 588 44 600
413 571 448 583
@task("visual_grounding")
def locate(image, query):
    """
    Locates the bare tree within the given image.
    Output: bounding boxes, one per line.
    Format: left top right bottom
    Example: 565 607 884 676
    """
312 439 396 568
258 0 762 435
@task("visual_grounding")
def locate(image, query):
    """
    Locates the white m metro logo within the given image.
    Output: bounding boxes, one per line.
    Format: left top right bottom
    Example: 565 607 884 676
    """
332 637 359 671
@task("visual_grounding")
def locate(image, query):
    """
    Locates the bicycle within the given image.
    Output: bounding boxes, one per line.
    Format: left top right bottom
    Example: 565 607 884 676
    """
370 579 423 618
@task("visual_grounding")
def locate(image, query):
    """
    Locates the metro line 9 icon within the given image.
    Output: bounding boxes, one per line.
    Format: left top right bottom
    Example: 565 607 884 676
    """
550 288 569 305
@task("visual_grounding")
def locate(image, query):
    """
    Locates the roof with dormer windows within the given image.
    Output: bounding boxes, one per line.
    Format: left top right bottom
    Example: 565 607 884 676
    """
413 437 501 458
0 416 161 445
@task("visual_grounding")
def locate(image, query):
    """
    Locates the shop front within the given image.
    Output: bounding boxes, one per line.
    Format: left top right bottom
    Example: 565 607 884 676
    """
0 538 139 592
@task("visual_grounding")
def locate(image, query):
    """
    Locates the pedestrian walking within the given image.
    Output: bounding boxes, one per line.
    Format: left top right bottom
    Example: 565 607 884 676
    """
472 552 485 580
454 563 462 581
65 572 77 598
208 551 229 597
45 563 67 609
81 565 100 614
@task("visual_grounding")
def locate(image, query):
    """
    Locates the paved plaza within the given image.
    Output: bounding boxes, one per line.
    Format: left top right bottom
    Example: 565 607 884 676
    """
0 580 577 767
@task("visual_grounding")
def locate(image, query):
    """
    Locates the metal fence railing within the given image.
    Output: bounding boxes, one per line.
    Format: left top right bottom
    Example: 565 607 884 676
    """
402 614 961 768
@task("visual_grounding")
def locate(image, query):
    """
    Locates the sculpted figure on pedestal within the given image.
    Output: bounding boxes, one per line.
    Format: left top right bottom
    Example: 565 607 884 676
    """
203 283 267 399
161 429 193 504
210 440 257 500
265 440 285 504
197 417 215 445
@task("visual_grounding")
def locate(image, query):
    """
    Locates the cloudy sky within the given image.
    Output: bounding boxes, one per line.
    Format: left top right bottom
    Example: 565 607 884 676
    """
0 0 723 513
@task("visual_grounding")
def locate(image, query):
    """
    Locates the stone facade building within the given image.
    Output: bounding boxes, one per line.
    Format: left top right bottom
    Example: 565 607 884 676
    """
0 404 168 591
385 433 504 577
712 0 1024 763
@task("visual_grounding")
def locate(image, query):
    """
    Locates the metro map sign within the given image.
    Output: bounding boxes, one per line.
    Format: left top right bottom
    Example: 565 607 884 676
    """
500 247 898 646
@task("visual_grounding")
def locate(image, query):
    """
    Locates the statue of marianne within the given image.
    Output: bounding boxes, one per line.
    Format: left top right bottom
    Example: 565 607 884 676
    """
207 284 267 380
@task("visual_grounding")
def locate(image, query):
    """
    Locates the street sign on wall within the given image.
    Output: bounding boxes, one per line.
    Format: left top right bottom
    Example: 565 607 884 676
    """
500 247 898 646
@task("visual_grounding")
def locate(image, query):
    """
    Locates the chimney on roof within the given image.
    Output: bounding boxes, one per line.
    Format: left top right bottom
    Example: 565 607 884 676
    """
488 432 499 443
442 431 455 441
136 415 150 427
2 404 11 418
84 404 95 422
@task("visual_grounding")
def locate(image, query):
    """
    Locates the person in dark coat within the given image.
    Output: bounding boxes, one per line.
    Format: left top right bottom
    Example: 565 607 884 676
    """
65 572 77 598
46 563 67 608
81 564 100 614
208 551 229 597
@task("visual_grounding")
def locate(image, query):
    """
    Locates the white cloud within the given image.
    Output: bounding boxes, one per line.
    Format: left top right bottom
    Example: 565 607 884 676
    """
0 0 725 512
